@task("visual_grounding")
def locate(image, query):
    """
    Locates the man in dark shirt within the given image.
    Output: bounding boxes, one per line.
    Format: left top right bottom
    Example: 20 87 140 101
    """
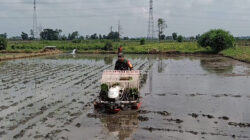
115 53 133 70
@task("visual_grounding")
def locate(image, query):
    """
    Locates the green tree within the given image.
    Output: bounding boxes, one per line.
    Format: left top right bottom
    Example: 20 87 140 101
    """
61 35 67 40
123 37 129 40
107 31 120 40
159 34 166 40
40 28 62 40
157 18 167 40
21 32 29 40
140 38 145 45
190 36 195 41
172 32 177 41
0 33 7 39
195 34 201 40
0 37 7 50
68 31 79 40
198 29 235 53
90 33 98 39
99 34 102 39
9 36 22 41
104 41 113 50
177 35 183 42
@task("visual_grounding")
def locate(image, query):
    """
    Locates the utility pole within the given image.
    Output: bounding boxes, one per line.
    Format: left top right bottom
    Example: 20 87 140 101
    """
33 0 38 39
110 26 113 32
118 20 122 39
147 0 154 40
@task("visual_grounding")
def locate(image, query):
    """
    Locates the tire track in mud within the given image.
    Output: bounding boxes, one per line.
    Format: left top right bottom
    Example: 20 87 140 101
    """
0 63 47 79
0 63 63 84
5 68 112 139
0 64 109 119
0 64 78 88
0 65 92 110
0 64 114 139
25 61 150 139
141 126 249 139
0 58 150 139
2 60 148 116
26 61 148 138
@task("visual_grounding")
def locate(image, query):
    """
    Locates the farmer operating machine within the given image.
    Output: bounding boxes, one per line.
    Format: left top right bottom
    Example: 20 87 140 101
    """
94 70 141 113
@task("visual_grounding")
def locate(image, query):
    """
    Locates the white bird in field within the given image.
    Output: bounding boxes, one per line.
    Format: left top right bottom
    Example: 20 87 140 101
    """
71 49 76 55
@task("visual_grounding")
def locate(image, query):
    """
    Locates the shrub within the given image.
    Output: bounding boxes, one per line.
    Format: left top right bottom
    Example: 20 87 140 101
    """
177 35 183 42
104 41 113 51
172 32 177 40
140 38 145 45
0 37 7 50
198 29 235 53
72 39 81 43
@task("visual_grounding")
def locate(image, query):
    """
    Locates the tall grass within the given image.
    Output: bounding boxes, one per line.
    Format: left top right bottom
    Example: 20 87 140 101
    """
7 40 208 54
221 46 250 62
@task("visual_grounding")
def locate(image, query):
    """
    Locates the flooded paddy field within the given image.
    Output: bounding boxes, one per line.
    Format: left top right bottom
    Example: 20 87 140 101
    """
0 54 250 140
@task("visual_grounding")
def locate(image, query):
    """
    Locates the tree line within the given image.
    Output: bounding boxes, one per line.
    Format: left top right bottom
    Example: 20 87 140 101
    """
19 29 121 41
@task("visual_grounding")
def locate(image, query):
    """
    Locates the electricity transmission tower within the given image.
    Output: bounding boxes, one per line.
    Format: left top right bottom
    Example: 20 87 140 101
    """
33 0 38 39
147 0 154 39
118 20 122 38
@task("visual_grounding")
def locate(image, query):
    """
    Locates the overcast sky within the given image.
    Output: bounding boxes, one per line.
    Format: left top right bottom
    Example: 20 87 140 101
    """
0 0 250 37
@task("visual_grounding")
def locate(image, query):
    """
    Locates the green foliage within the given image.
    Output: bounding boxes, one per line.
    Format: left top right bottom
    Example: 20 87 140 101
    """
221 46 250 63
21 32 29 40
104 41 113 51
158 18 167 40
72 39 81 43
172 32 177 40
107 31 120 40
68 31 79 40
190 36 195 41
40 29 62 40
140 38 145 45
90 33 98 39
129 88 139 95
0 33 7 39
159 35 166 40
177 35 183 42
101 84 109 93
61 35 67 40
198 29 235 53
196 34 201 40
7 40 210 54
0 37 7 50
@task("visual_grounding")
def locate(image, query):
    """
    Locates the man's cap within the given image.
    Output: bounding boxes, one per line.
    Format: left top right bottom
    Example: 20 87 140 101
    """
118 53 124 57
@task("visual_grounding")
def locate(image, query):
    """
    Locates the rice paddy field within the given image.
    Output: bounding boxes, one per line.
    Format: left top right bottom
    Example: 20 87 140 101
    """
0 54 250 140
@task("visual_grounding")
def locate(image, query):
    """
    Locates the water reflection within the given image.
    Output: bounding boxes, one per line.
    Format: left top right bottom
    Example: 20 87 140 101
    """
0 61 7 66
200 57 233 74
104 56 113 65
157 59 165 73
98 111 138 140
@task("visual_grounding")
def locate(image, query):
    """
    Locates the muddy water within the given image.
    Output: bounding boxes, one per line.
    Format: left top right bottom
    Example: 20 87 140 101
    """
0 54 250 140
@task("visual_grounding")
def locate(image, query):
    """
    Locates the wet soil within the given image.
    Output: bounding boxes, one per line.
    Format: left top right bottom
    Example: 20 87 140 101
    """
0 54 250 140
0 50 62 62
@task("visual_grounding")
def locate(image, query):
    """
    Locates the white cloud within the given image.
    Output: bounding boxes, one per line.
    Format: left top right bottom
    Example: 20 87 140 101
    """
0 0 250 37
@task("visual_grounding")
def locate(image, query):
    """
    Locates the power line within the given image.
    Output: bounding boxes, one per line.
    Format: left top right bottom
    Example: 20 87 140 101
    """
1 12 250 23
9 6 137 12
0 1 108 5
0 13 141 19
